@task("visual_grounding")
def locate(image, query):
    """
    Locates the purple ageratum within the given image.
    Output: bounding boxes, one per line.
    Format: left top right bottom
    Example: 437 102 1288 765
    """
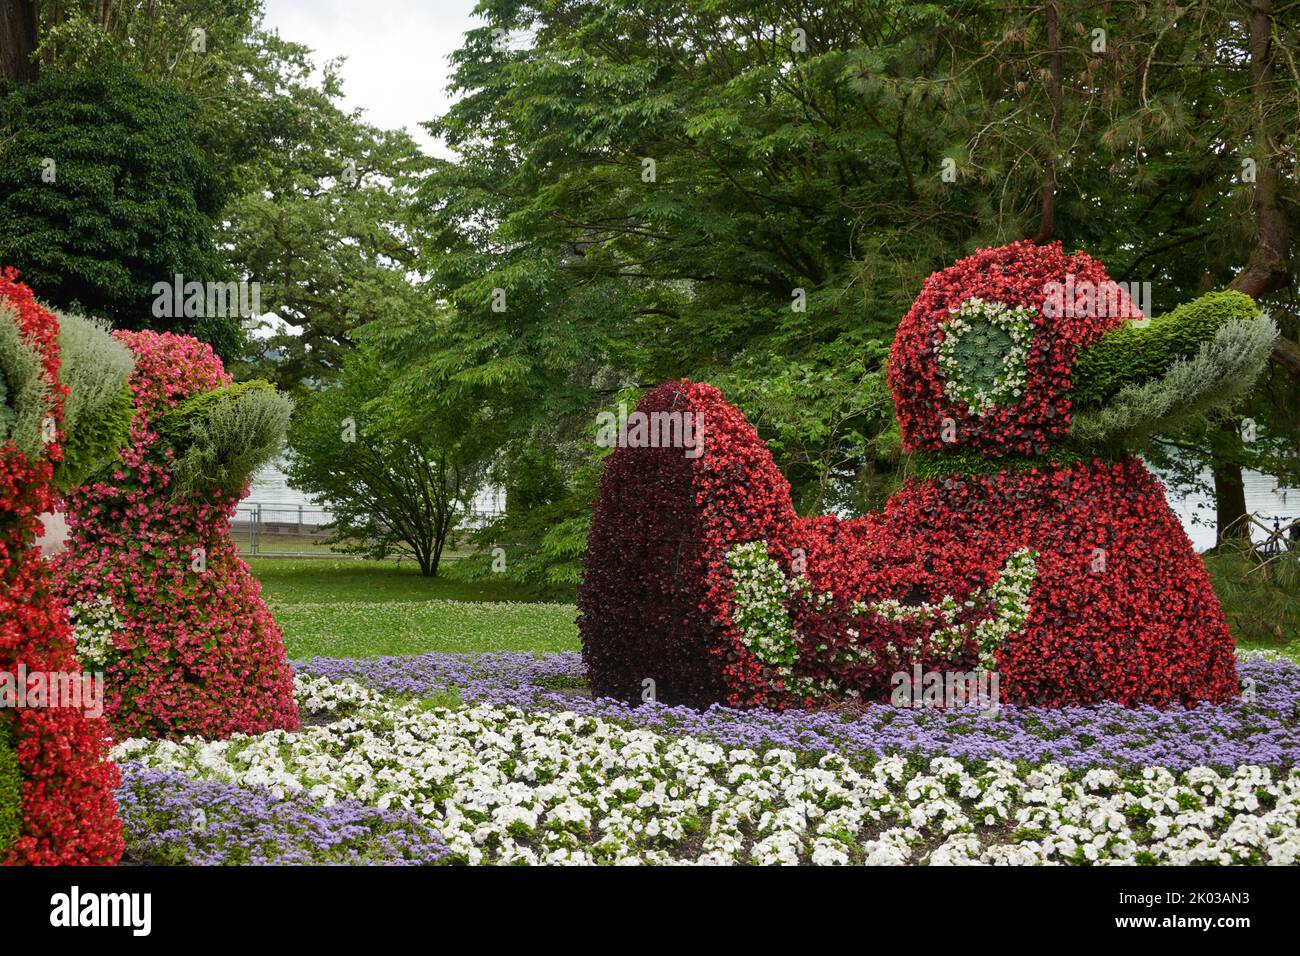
296 653 1300 772
116 765 450 866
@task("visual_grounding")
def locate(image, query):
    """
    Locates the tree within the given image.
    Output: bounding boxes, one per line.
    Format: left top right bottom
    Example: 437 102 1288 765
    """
20 1 431 376
417 0 1300 572
0 65 238 352
286 340 490 576
225 119 433 390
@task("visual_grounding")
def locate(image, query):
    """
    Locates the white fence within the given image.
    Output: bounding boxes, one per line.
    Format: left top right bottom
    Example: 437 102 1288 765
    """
232 502 504 558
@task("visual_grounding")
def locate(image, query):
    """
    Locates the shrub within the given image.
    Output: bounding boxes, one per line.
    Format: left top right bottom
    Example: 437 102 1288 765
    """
0 365 13 438
52 311 135 488
0 66 239 354
0 719 21 857
156 379 291 497
1071 291 1261 407
0 297 58 458
1069 310 1277 451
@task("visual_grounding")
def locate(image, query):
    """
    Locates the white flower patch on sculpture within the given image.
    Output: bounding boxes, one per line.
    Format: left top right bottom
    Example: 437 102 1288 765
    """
66 596 123 668
726 541 803 671
727 543 1038 689
862 549 1038 669
935 298 1037 414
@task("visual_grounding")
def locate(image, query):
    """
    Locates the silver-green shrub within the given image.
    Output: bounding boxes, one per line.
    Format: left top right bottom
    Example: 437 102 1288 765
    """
1070 311 1277 450
0 299 55 457
54 312 136 487
159 380 293 497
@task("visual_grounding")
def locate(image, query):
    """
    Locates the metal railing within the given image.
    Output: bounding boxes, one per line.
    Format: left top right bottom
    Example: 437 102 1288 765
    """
232 502 504 558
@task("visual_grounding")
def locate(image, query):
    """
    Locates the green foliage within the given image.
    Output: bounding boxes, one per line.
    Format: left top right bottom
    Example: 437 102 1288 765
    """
719 340 899 515
909 447 1098 481
226 121 433 389
1072 292 1262 408
155 380 291 497
447 466 598 599
53 312 134 488
286 345 490 577
1070 312 1278 453
935 300 1036 414
58 381 133 489
0 716 21 857
27 1 422 371
0 65 238 352
1202 547 1300 647
408 0 1300 571
949 321 1017 394
0 301 55 457
410 0 998 564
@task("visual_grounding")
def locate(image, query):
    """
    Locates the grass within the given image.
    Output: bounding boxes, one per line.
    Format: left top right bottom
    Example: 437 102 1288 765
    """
249 557 558 604
248 554 1298 664
248 558 578 659
1202 549 1300 656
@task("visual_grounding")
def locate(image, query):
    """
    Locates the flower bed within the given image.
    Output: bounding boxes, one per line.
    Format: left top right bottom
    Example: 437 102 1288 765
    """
110 652 1300 865
116 766 448 866
296 652 1300 772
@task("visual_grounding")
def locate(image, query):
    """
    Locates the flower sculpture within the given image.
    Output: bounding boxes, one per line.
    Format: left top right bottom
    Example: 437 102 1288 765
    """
55 330 299 740
579 241 1277 710
1 269 125 865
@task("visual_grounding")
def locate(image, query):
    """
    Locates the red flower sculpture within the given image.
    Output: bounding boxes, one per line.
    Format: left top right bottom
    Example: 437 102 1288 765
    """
0 269 123 865
580 242 1273 710
54 331 300 740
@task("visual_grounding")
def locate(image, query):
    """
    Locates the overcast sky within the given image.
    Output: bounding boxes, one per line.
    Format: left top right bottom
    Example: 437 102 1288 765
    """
260 0 484 156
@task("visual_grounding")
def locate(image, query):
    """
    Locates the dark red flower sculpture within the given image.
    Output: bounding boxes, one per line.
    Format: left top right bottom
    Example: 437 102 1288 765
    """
579 242 1276 710
0 269 123 865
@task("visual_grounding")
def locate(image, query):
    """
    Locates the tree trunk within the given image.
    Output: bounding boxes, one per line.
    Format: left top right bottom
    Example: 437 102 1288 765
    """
1228 0 1299 376
1210 0 1289 549
1211 445 1252 549
0 0 39 83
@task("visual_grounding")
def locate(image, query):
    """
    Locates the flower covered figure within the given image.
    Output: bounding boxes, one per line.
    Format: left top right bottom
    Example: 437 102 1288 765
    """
0 270 124 865
55 330 299 740
579 241 1277 710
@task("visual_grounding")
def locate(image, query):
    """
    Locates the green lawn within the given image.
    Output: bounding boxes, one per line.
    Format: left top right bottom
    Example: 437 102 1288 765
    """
248 556 1298 664
250 558 579 659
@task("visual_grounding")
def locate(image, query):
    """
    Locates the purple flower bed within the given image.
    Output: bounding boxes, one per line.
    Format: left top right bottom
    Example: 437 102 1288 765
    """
297 652 1300 771
115 765 450 866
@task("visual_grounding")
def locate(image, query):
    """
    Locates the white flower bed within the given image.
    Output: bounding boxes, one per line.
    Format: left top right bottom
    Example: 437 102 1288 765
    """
110 675 1300 866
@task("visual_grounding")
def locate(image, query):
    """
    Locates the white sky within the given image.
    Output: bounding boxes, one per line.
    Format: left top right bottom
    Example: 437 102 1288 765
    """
260 0 484 157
